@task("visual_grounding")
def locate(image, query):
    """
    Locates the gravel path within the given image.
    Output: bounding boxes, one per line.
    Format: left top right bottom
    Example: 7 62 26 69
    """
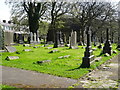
74 53 120 88
1 66 77 88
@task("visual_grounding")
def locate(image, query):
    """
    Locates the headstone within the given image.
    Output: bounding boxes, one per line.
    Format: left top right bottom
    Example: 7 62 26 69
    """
23 49 31 52
34 33 37 43
80 27 94 68
70 31 78 49
46 47 53 49
58 56 64 59
6 56 19 60
36 60 51 64
4 31 14 46
49 49 59 53
5 46 17 53
30 32 33 44
33 46 39 48
37 31 40 43
59 31 64 45
63 55 70 58
103 28 112 55
53 32 60 48
58 55 70 59
23 44 30 47
18 34 24 44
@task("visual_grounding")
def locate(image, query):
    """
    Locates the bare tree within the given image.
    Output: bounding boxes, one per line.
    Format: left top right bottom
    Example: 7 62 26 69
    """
6 0 47 34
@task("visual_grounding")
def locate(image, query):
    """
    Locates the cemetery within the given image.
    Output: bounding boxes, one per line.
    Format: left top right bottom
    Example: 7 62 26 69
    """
0 1 120 89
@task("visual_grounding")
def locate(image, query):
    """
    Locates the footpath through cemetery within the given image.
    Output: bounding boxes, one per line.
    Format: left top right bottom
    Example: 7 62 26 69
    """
0 1 120 89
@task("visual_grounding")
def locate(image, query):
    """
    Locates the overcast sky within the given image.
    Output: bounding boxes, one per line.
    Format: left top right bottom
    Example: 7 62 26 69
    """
0 0 120 22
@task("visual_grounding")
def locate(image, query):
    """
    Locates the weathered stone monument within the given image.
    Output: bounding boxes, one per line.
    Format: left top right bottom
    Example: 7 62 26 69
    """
5 46 17 53
59 31 64 46
30 32 33 44
80 27 94 68
102 28 112 55
53 32 59 48
34 33 37 43
4 31 14 45
70 31 78 49
18 34 24 44
37 31 40 43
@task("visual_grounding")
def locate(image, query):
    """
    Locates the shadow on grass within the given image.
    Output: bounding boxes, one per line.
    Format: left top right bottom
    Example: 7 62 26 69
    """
67 66 90 71
67 67 81 71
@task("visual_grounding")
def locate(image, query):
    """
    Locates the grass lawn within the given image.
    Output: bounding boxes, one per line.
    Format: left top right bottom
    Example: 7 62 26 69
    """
1 44 119 79
0 84 16 89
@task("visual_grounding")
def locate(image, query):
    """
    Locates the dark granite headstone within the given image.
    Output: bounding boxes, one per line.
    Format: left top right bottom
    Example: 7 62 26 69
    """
5 46 17 53
18 34 24 44
80 27 94 68
102 28 112 55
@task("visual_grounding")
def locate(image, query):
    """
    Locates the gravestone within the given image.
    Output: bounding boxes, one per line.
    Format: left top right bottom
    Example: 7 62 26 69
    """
37 31 40 43
23 49 31 52
58 55 70 59
102 28 112 55
33 46 39 48
23 44 30 47
36 60 51 64
5 46 17 53
46 47 53 49
59 31 64 46
18 34 24 44
49 49 59 53
70 31 78 49
4 31 14 45
80 27 94 68
6 56 19 60
53 32 60 48
34 33 37 43
30 32 33 44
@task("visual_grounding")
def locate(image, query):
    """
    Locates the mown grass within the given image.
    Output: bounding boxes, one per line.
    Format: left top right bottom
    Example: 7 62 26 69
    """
0 84 16 89
1 44 119 79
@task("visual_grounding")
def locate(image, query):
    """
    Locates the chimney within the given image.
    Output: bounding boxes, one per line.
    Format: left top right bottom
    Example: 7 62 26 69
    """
3 20 6 23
